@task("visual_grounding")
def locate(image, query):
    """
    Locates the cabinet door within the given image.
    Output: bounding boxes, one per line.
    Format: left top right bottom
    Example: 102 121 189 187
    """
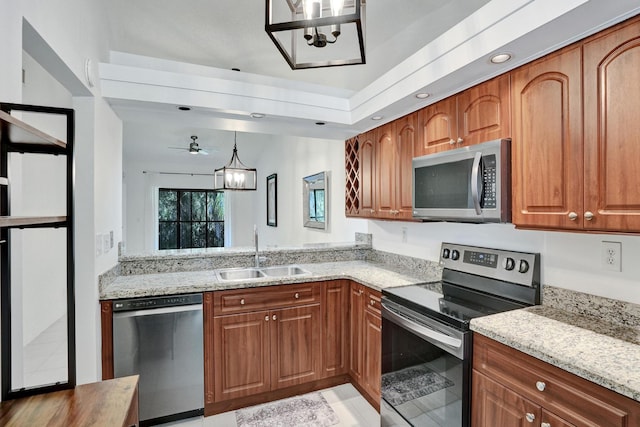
213 312 271 401
270 304 321 390
359 130 376 217
511 46 584 230
375 123 396 218
457 74 511 146
583 18 640 232
542 410 577 427
361 309 381 406
416 96 458 156
394 113 416 219
322 281 349 378
349 282 364 382
472 370 542 427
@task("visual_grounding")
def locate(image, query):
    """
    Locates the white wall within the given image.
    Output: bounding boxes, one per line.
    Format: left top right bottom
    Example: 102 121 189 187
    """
1 0 122 387
367 220 640 305
123 133 366 252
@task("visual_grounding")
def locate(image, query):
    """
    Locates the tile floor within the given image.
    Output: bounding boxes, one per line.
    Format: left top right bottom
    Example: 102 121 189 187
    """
20 316 68 388
159 383 380 427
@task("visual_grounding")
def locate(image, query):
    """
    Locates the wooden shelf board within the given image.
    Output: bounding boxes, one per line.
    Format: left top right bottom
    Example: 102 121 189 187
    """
0 216 67 228
0 111 67 149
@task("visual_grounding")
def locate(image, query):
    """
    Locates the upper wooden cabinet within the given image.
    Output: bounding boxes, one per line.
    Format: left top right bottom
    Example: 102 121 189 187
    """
511 45 584 230
345 118 415 220
416 74 511 156
582 17 640 232
513 15 640 233
375 116 416 220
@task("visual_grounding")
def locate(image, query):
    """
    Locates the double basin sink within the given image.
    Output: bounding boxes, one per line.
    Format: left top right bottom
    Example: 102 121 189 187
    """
216 265 311 282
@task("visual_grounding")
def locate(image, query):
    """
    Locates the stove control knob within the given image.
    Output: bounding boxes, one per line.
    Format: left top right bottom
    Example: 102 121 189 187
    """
519 259 530 274
451 249 460 261
442 248 451 259
503 257 515 271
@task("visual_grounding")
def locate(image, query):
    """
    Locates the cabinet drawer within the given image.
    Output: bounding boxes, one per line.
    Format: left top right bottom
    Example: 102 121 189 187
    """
473 334 637 427
364 288 381 316
213 283 321 315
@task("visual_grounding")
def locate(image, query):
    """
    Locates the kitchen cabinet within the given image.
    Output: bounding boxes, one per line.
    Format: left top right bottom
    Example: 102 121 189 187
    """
416 74 511 156
344 137 360 216
0 103 76 400
321 280 349 378
211 283 322 403
349 282 381 410
582 17 640 232
472 334 640 426
513 15 640 233
511 45 584 230
345 116 415 220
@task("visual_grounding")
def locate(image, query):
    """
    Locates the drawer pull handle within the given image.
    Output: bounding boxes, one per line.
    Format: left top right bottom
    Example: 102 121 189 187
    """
240 298 245 305
525 413 535 423
265 315 269 321
536 381 546 391
294 293 300 299
272 314 277 321
541 423 551 427
370 300 375 306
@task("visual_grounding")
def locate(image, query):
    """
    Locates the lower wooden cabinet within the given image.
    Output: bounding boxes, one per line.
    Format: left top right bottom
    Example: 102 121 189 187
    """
349 282 382 410
472 334 640 427
321 280 349 378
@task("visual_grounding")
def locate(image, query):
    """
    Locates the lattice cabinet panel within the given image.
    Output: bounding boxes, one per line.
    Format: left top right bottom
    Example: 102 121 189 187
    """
345 137 360 216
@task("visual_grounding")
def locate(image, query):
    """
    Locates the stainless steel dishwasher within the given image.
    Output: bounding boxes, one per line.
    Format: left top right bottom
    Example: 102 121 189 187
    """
113 293 204 426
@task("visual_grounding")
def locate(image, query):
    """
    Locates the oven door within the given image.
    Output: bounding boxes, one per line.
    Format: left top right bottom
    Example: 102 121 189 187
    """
381 298 471 427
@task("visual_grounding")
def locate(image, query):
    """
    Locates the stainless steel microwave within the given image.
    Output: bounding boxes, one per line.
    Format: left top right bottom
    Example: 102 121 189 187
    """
412 138 511 223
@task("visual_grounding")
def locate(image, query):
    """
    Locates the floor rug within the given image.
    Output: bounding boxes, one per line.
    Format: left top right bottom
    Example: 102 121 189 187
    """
382 363 455 406
236 391 340 427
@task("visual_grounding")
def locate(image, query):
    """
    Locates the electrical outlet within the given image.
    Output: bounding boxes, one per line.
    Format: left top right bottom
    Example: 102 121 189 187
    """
95 234 103 256
601 241 622 272
103 234 111 253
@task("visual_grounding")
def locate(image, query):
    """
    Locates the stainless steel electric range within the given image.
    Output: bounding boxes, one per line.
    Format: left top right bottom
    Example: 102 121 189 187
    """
381 242 540 427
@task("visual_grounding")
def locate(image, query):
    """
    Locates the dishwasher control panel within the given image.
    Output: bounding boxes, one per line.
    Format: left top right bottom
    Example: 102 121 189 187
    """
113 293 203 311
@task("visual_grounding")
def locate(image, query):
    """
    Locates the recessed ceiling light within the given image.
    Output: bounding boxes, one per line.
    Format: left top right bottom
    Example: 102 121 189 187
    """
177 106 191 111
490 53 512 64
371 116 383 121
415 92 430 99
250 113 265 119
315 122 326 126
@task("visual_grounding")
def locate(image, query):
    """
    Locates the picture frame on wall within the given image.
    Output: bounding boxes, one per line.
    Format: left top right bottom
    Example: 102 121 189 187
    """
267 173 277 227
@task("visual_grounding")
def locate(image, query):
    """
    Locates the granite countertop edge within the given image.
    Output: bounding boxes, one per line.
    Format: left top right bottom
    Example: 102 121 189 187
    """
99 260 438 300
470 307 640 403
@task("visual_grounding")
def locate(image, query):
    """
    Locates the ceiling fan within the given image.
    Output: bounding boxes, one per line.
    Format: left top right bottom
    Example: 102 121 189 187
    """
169 135 210 155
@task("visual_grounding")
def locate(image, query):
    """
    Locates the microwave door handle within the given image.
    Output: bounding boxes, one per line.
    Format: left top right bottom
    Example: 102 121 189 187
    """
471 151 483 215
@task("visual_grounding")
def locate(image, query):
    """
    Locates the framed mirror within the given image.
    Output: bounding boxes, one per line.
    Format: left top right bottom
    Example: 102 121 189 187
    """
303 171 328 229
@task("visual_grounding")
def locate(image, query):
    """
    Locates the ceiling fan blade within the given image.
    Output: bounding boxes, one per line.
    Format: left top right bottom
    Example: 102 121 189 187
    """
168 146 188 151
198 149 209 155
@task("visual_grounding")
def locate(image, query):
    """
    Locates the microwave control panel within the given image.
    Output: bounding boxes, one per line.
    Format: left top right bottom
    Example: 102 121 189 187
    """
482 155 497 208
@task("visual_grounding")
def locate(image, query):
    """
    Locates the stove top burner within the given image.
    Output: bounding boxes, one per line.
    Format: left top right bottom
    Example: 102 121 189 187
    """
382 243 541 331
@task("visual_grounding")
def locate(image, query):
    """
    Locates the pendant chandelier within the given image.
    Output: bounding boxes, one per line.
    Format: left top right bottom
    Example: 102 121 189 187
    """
213 132 257 191
265 0 365 70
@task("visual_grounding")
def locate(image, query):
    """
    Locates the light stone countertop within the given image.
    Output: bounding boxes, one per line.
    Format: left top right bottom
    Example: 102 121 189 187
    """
470 305 640 402
99 260 439 300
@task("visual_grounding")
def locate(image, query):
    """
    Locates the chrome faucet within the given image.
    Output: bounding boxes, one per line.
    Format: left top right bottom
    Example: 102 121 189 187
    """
254 226 260 268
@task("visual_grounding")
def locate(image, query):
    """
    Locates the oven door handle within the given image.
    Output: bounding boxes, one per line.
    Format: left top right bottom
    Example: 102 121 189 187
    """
381 302 462 349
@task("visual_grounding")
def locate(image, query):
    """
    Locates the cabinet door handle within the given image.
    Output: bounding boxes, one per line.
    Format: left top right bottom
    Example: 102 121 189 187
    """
457 137 464 144
294 292 300 299
449 138 456 145
536 381 546 391
265 315 269 321
541 423 551 427
240 298 245 305
525 413 535 423
568 212 578 221
370 299 375 306
272 314 277 321
584 211 594 221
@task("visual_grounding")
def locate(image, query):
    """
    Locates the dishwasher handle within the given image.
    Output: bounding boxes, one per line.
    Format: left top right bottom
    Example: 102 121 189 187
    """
113 304 202 319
